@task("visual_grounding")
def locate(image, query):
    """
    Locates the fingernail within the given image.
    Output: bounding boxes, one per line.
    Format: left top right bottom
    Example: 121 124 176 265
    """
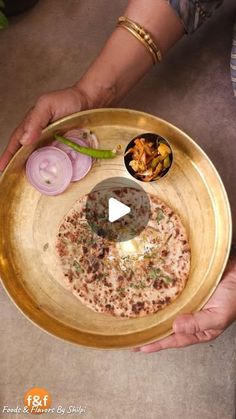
20 132 29 145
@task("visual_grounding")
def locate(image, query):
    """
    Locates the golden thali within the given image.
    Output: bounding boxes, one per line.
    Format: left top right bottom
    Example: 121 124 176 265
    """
0 109 232 349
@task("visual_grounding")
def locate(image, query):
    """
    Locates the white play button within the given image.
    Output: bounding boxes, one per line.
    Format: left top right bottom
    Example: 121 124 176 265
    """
108 197 131 223
85 177 151 242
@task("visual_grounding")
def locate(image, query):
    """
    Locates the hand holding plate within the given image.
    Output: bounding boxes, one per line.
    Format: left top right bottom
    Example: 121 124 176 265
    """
0 86 89 171
134 251 236 353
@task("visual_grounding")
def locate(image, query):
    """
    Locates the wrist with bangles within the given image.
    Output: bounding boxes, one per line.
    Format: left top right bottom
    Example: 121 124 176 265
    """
117 16 162 65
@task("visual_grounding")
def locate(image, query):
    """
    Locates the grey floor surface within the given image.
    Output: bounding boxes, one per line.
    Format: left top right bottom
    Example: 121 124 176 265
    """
0 1 236 418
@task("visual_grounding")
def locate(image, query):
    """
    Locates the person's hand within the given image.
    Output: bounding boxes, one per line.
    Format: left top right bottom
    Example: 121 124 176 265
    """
0 86 90 171
134 252 236 353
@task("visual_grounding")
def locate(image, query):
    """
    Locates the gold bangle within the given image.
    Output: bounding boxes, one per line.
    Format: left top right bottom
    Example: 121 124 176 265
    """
117 16 162 65
118 21 158 64
119 16 162 62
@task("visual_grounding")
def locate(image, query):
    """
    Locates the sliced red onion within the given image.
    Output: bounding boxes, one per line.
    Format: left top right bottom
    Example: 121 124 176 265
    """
64 128 99 149
26 146 73 196
52 136 92 182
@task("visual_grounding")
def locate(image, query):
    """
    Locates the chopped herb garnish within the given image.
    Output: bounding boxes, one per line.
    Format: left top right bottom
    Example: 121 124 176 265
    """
117 287 125 293
97 273 107 280
87 238 96 246
73 260 84 273
149 268 161 279
162 275 173 284
144 253 155 259
89 222 98 230
156 209 164 223
129 282 146 289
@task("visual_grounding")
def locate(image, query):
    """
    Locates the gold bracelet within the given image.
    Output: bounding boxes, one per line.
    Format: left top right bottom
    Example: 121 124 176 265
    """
117 16 162 65
118 21 158 64
119 16 162 62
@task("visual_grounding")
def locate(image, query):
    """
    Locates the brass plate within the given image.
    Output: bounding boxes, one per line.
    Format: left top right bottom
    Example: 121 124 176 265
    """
0 109 232 349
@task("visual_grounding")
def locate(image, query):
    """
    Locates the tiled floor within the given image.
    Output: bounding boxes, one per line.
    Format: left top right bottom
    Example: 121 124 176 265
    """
0 1 236 418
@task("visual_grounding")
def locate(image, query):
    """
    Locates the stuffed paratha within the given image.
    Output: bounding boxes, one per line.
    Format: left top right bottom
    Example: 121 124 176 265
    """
56 188 190 318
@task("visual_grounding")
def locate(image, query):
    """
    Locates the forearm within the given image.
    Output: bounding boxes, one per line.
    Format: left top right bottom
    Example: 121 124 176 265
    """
75 0 184 108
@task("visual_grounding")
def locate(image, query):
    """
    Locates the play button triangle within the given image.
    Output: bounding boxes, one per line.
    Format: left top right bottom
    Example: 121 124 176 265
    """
108 197 131 223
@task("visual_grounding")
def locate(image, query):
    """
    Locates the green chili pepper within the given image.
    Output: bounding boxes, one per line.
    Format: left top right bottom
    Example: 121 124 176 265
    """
54 134 117 159
151 156 162 169
163 155 171 169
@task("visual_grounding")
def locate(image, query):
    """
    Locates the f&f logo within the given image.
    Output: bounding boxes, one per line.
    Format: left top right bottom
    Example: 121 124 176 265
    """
24 388 52 414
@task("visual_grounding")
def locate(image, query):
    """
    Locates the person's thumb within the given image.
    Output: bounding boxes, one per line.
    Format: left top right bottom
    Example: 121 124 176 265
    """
20 96 53 145
0 96 53 172
173 310 222 335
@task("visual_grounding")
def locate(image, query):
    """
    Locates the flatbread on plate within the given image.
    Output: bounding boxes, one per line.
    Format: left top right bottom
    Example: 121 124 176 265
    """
56 188 191 318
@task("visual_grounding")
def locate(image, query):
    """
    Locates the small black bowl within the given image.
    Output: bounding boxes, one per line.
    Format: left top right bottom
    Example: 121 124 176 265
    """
124 132 173 182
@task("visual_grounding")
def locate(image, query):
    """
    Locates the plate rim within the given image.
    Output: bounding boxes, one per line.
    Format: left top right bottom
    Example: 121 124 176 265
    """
0 108 232 349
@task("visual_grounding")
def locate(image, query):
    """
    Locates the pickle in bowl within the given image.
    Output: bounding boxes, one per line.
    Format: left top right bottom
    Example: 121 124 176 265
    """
124 132 173 182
